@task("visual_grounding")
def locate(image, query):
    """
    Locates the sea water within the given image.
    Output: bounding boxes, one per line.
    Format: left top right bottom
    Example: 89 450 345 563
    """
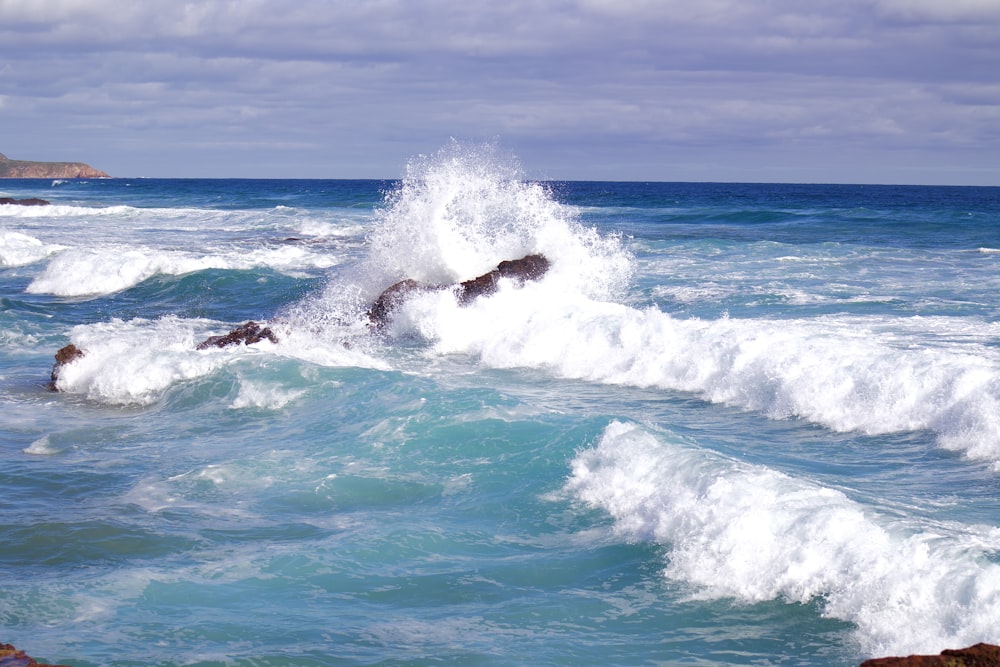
2 144 999 666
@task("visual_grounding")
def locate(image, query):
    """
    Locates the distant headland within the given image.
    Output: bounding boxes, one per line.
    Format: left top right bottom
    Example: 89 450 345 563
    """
0 152 108 178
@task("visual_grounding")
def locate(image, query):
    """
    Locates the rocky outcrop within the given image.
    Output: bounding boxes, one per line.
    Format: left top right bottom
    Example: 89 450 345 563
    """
0 152 108 179
368 253 550 328
0 643 71 667
860 643 1000 666
196 321 278 350
0 197 50 206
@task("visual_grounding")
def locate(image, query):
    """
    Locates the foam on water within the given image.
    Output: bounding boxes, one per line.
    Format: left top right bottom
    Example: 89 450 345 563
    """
26 244 338 297
0 230 66 267
566 421 1000 656
54 317 240 404
407 293 1000 464
56 316 387 405
0 203 132 218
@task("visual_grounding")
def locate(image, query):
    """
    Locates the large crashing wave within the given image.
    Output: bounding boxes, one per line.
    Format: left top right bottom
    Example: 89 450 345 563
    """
360 141 632 301
287 140 633 334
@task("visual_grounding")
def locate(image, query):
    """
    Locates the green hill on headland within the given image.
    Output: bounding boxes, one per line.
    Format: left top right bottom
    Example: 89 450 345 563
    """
0 152 109 178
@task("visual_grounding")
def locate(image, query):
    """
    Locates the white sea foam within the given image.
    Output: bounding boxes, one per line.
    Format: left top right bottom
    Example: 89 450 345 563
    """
296 218 366 238
0 203 132 218
53 317 240 404
229 381 306 410
26 244 338 296
0 230 67 267
402 287 1000 464
23 435 63 456
566 421 1000 656
54 316 387 404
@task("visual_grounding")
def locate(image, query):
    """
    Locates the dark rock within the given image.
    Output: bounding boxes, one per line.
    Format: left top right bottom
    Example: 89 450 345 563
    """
367 253 551 328
0 197 50 206
196 321 278 349
367 278 431 328
860 643 1000 666
455 271 499 306
497 253 550 281
0 643 71 667
457 253 550 305
49 343 85 391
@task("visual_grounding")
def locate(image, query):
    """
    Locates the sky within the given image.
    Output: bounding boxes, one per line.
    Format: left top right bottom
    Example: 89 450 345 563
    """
1 0 999 184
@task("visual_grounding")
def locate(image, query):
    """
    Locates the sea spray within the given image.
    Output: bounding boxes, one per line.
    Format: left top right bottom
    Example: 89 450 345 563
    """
26 244 337 297
362 141 633 299
282 141 633 346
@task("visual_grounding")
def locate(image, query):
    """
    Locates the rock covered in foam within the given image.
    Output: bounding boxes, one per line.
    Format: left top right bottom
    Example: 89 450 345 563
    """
368 253 550 328
196 321 278 349
0 643 71 667
456 253 550 305
859 643 1000 666
49 343 85 391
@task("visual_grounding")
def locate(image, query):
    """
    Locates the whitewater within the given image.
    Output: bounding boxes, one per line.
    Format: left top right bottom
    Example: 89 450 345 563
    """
2 144 999 666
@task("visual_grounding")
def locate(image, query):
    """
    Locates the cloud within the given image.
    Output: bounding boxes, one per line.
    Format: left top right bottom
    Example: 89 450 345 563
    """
0 0 997 183
875 0 1000 23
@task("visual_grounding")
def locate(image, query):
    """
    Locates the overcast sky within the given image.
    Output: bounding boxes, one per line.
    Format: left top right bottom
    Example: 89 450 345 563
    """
1 0 998 184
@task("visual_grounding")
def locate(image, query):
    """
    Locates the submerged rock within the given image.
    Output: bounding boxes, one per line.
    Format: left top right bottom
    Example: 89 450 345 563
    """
0 197 50 206
860 643 1000 666
368 253 550 328
48 343 85 391
0 643 71 667
196 321 278 349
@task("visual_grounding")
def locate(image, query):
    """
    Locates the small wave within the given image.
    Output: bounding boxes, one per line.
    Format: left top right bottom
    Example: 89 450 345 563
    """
566 421 1000 656
978 247 1000 254
0 230 67 267
0 203 133 218
26 244 339 297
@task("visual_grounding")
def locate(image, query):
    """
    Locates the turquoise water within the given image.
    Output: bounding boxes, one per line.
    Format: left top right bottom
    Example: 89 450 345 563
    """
2 145 1000 666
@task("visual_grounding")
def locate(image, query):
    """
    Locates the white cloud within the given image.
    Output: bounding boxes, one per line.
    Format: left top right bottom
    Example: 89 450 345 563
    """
0 0 997 183
875 0 1000 23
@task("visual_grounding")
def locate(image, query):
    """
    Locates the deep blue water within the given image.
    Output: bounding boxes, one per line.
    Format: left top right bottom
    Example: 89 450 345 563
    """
2 147 1000 666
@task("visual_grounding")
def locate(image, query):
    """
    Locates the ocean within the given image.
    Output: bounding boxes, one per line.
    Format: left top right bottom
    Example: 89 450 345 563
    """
2 144 999 666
